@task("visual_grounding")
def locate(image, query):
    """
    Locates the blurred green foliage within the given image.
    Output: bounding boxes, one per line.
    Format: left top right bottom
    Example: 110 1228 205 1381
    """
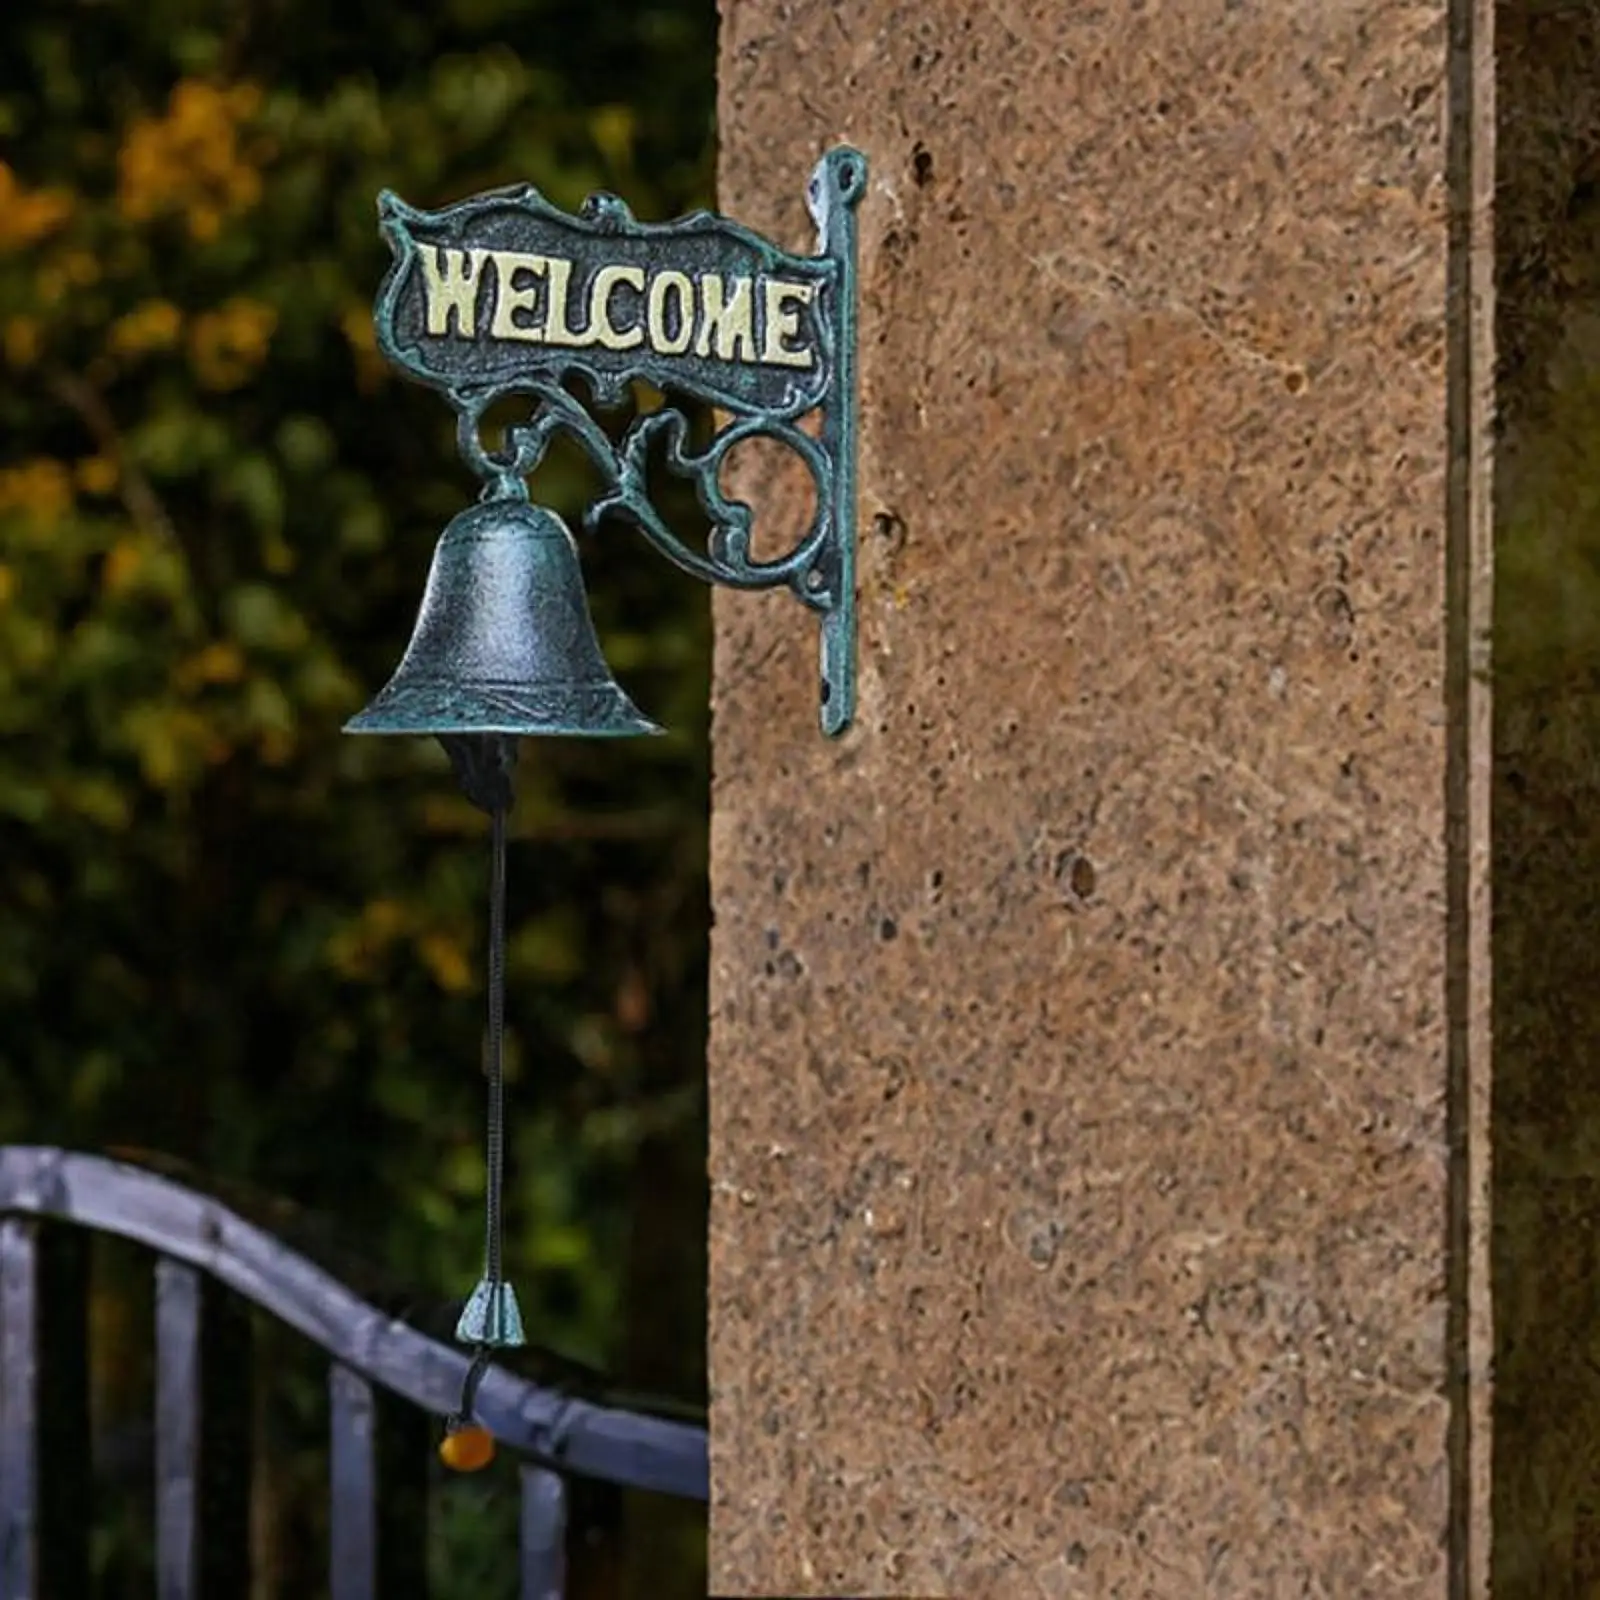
0 1 714 1594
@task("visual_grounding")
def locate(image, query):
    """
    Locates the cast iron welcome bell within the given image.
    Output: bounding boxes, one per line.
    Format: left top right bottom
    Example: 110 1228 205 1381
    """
343 149 864 1453
346 494 659 741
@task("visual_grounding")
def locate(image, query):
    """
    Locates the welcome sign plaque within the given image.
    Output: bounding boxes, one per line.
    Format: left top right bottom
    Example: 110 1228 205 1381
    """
373 147 866 736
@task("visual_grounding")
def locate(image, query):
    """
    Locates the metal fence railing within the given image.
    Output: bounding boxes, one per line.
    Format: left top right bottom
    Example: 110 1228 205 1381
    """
0 1145 707 1600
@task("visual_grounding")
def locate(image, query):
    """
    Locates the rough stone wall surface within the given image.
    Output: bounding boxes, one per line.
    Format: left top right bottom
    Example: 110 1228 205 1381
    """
711 2 1455 1594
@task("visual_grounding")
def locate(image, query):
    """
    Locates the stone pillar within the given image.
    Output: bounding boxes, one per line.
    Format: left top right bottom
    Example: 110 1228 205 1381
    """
709 2 1493 1593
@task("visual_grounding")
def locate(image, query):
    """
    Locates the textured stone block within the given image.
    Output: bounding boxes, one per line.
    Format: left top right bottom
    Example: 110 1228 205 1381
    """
710 2 1487 1593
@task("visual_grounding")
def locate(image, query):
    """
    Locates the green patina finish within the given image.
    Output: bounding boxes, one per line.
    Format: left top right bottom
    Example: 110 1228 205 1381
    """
354 146 866 739
338 153 865 1405
342 492 663 745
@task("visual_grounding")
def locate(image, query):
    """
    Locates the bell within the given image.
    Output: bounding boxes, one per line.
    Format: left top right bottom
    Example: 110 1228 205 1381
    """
344 488 660 739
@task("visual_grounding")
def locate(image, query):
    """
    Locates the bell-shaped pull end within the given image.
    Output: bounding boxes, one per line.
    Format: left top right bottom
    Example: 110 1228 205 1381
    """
455 1278 526 1349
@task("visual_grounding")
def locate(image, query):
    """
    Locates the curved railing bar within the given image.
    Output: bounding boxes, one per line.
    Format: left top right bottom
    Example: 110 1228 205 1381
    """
0 1146 707 1502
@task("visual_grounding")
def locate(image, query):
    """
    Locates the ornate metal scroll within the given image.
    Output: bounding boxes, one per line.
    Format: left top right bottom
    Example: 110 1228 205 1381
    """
372 147 867 737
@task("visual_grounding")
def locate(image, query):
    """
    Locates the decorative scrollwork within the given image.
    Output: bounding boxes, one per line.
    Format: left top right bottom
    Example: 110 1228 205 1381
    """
454 381 838 614
372 144 865 736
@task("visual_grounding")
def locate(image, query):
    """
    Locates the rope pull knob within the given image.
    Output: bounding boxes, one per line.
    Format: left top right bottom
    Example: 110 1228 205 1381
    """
439 1421 496 1472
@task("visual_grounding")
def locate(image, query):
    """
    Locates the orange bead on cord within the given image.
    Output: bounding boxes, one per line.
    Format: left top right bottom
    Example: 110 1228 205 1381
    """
439 1422 496 1472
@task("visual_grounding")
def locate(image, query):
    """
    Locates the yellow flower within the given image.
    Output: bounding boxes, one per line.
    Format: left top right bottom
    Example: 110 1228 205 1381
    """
116 78 266 240
188 297 277 391
75 455 120 496
328 897 413 979
418 931 474 994
362 900 409 942
340 304 386 392
125 706 214 790
102 537 148 595
339 304 377 356
0 565 15 605
109 300 183 359
0 163 74 252
0 459 74 527
591 105 635 170
176 640 247 689
3 317 42 368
